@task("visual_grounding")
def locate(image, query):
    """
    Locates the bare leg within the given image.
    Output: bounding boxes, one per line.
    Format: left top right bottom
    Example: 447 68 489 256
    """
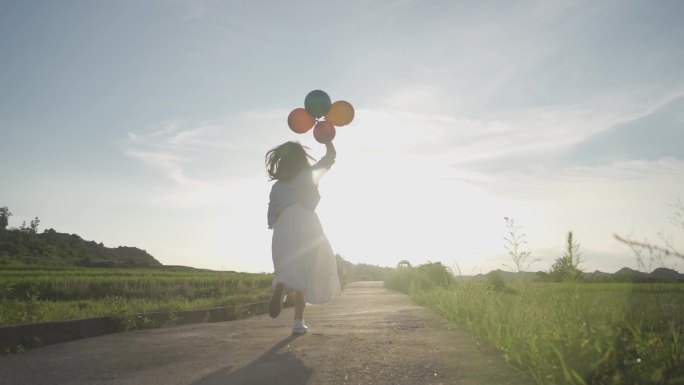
269 282 285 318
294 290 305 320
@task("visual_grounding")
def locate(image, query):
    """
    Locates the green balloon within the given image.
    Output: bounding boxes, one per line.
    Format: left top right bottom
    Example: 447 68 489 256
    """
304 90 332 118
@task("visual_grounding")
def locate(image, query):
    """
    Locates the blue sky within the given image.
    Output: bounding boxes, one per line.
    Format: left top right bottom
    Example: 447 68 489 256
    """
2 0 683 274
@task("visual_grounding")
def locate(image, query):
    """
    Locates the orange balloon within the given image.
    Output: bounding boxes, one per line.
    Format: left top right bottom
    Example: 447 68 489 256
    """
288 108 315 134
325 100 355 126
313 121 336 143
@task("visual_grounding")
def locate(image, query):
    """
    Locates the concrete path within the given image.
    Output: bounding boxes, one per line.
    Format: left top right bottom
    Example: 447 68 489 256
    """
0 282 531 385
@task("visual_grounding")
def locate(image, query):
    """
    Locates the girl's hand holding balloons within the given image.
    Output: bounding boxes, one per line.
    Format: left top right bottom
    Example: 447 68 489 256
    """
287 90 354 143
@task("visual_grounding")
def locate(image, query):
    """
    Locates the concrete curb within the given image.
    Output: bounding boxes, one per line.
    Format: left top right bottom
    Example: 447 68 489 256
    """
0 300 290 353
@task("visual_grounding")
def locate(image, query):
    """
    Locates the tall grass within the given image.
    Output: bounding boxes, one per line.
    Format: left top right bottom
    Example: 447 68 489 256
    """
386 266 684 384
0 267 273 326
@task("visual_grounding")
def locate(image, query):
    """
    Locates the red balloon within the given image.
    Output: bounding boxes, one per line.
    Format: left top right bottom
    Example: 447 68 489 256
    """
287 108 315 134
313 121 336 143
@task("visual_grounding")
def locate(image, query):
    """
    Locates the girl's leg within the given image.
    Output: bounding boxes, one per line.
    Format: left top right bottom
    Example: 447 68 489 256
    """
292 290 308 335
269 282 286 318
294 290 305 320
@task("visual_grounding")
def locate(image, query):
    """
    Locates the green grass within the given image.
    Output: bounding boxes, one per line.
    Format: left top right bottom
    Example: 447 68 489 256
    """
386 268 684 385
0 267 274 326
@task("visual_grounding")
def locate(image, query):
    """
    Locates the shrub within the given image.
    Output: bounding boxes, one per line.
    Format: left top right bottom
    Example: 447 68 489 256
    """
487 271 507 292
385 262 454 293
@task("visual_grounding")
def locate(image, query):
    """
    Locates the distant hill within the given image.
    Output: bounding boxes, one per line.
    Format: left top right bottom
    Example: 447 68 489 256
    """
463 269 539 282
651 267 684 281
0 228 161 268
464 267 684 283
582 267 684 282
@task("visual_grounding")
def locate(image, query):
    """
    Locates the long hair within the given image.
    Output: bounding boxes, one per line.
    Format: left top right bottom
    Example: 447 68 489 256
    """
265 141 315 181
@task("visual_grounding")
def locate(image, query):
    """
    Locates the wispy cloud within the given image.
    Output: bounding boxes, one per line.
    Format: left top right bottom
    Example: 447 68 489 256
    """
122 110 292 212
124 149 190 184
564 94 684 165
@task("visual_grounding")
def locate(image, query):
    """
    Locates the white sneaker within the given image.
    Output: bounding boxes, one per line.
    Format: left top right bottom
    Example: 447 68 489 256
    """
292 319 308 335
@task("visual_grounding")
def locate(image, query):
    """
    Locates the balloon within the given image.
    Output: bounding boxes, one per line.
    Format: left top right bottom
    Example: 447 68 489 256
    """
325 100 355 126
313 120 336 143
304 90 332 118
287 108 315 134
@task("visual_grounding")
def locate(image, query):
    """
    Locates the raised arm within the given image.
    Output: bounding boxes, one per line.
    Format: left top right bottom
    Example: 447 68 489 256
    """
325 141 336 158
312 141 337 170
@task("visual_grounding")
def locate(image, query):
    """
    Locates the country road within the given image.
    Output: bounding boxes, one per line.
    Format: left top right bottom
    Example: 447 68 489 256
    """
0 281 531 385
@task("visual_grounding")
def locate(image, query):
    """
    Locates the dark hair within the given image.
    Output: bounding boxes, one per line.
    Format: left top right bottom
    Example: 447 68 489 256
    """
265 141 315 181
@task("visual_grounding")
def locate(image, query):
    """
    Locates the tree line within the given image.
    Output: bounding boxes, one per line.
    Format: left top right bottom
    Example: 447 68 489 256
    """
0 206 160 268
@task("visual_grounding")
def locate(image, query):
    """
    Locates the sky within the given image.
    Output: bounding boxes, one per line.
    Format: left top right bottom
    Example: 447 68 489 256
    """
1 0 683 274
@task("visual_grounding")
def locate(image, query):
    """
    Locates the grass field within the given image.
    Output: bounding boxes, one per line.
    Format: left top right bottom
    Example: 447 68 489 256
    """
386 266 684 385
0 266 274 327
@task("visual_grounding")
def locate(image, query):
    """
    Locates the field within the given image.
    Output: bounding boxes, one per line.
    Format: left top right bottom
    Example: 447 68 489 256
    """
386 266 684 385
0 266 274 327
4 263 683 384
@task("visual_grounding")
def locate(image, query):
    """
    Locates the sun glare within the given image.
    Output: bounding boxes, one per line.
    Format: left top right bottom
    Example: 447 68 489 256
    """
316 150 513 270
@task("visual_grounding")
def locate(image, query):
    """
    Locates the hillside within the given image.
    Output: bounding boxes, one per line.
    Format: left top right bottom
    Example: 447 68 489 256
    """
466 267 684 283
0 228 161 268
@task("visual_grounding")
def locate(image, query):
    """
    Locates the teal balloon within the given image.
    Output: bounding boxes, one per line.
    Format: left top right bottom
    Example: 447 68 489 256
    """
304 90 332 118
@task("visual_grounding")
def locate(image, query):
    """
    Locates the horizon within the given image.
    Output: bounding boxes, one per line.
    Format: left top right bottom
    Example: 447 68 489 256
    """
3 221 683 276
2 1 683 275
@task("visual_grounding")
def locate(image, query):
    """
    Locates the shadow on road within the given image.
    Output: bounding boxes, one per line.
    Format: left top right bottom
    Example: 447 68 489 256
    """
192 334 312 385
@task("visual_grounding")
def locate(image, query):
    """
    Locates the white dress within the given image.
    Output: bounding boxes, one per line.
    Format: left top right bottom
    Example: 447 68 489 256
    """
267 154 341 304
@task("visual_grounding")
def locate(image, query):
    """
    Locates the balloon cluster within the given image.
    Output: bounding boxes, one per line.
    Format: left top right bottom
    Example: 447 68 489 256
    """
287 90 355 143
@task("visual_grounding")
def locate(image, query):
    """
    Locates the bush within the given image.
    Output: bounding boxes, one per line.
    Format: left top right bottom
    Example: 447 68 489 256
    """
385 266 416 293
385 262 454 293
487 271 507 292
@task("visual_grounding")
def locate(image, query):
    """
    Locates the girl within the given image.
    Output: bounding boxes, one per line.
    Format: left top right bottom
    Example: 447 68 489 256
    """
265 140 341 335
